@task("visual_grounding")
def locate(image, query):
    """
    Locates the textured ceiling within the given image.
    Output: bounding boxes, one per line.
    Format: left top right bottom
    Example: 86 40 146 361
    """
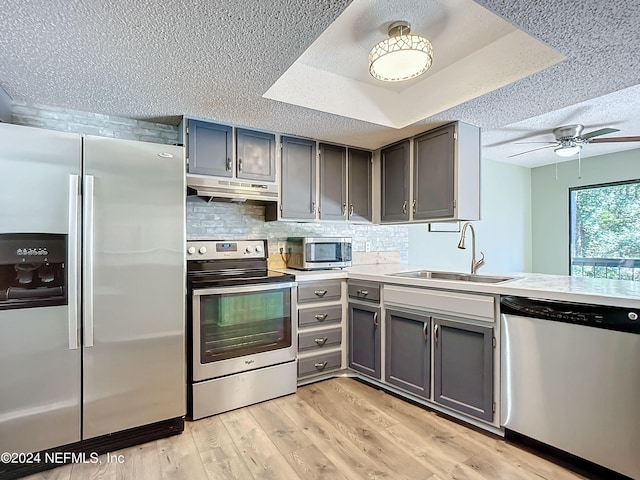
264 0 565 128
1 0 639 166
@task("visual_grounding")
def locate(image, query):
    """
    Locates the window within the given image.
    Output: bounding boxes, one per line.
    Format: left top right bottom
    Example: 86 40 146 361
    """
570 180 640 281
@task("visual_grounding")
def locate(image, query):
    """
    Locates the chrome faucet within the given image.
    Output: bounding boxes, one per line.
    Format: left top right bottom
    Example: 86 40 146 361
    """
457 222 485 274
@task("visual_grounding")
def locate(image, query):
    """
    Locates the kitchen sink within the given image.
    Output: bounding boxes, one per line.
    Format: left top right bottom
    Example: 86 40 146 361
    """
387 270 513 284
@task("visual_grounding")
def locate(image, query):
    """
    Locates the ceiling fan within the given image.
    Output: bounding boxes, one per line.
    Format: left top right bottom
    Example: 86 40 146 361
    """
508 124 640 158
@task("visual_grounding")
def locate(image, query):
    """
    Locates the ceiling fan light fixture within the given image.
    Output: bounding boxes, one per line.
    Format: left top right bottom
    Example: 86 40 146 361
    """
554 144 581 157
369 21 433 82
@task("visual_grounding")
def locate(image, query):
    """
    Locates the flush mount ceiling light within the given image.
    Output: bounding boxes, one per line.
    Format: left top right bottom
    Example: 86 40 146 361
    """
369 21 433 82
554 144 582 157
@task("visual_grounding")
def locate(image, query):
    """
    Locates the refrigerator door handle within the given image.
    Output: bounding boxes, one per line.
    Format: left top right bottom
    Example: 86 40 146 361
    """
67 175 80 350
83 175 95 347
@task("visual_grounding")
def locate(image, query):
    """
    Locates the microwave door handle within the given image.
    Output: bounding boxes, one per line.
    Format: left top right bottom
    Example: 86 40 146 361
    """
83 175 95 348
67 174 80 350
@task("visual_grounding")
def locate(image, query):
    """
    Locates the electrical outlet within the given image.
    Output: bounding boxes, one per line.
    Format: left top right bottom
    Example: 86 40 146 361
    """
365 242 371 252
278 241 286 254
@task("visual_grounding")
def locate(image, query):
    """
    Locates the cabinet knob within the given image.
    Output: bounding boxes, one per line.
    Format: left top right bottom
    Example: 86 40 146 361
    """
314 361 328 370
314 290 327 297
314 313 328 321
314 337 328 346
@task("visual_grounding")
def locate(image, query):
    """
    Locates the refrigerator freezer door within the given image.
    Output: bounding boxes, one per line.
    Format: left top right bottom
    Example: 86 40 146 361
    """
82 136 186 439
0 124 82 453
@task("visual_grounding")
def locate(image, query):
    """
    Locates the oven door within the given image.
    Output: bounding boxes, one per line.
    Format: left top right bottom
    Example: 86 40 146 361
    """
192 281 297 381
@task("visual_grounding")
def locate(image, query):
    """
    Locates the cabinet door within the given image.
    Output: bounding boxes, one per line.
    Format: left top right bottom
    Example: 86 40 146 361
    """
381 140 410 222
319 143 346 221
187 120 233 177
433 318 493 422
385 309 430 399
348 302 381 379
281 136 316 220
348 148 372 222
236 128 276 182
413 124 455 220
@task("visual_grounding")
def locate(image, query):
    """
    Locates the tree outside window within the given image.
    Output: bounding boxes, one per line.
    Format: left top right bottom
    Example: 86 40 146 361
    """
570 180 640 281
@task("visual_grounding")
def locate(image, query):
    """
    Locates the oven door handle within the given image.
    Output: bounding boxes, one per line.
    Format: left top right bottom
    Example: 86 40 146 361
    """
192 282 297 296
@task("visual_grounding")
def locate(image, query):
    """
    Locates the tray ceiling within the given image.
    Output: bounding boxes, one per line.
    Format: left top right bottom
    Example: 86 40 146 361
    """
0 0 639 167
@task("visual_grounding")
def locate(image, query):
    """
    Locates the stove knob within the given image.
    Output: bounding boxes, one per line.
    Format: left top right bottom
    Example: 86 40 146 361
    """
629 312 638 321
255 245 263 253
199 246 207 254
187 246 196 255
245 246 254 254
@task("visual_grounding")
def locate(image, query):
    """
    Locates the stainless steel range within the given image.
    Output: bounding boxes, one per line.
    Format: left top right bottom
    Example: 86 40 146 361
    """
187 239 297 420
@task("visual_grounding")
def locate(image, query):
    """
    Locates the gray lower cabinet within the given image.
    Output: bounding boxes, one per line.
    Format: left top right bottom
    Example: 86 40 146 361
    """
319 143 347 221
348 301 381 379
280 136 317 220
433 318 494 422
381 140 410 222
348 148 372 222
385 309 430 399
187 119 233 177
236 128 276 182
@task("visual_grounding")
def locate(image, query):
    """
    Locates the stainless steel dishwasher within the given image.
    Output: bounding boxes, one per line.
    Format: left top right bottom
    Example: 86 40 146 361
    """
501 296 640 479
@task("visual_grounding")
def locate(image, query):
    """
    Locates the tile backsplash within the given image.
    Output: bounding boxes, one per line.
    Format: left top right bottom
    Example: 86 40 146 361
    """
186 196 409 262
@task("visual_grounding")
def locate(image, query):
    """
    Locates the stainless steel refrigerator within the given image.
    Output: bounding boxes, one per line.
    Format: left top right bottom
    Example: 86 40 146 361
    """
0 123 186 455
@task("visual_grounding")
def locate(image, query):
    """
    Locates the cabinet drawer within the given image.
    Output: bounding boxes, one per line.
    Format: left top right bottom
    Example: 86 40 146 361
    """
298 351 342 377
298 281 342 303
348 281 380 302
299 304 342 327
299 327 342 351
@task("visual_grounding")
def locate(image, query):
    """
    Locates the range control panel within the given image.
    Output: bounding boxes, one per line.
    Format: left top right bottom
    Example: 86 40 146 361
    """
186 240 267 261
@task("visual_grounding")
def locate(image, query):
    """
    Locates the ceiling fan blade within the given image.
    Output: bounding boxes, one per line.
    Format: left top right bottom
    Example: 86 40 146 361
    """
589 136 640 143
507 145 557 158
581 128 620 140
514 141 558 144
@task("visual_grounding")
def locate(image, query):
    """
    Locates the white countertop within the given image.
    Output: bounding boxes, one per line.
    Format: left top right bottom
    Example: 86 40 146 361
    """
277 264 640 309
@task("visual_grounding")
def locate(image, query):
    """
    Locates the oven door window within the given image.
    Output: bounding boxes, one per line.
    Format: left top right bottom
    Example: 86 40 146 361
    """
199 287 292 363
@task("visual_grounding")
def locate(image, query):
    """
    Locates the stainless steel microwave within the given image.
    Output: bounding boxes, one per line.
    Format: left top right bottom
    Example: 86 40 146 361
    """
286 237 352 270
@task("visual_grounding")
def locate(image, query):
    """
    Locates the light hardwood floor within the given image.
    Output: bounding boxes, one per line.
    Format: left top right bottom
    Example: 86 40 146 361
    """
23 378 585 480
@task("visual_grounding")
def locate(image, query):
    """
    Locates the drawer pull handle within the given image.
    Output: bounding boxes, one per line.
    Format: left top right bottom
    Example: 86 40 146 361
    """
314 362 328 370
314 313 328 321
314 337 328 345
357 289 368 296
314 290 327 297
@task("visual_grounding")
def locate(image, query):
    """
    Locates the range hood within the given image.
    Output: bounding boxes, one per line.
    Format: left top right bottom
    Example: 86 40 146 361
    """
186 173 278 203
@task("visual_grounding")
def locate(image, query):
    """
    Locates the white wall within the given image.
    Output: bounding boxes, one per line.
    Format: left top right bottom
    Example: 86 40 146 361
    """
531 148 640 274
408 158 532 274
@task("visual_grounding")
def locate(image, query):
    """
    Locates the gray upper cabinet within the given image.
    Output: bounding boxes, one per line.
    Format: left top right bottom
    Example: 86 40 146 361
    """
433 318 494 422
280 136 316 220
319 143 347 221
413 124 455 220
348 148 372 222
385 309 430 399
379 121 480 224
236 128 276 182
187 120 232 177
381 140 410 222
